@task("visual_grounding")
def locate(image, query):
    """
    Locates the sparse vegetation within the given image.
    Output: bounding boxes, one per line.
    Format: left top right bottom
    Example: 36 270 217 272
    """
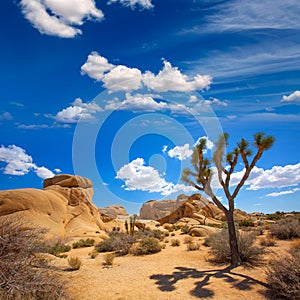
238 219 254 227
270 218 300 240
48 241 71 256
206 230 265 265
180 225 189 234
267 249 300 299
103 253 115 266
171 239 181 247
130 237 162 255
68 256 82 270
259 235 277 247
72 238 95 249
186 242 200 251
0 216 64 300
183 236 193 244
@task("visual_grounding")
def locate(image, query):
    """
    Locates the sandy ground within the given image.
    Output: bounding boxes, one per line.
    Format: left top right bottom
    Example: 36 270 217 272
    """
55 233 291 300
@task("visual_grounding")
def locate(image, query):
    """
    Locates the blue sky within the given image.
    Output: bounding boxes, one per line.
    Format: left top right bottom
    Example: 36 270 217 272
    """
0 0 300 214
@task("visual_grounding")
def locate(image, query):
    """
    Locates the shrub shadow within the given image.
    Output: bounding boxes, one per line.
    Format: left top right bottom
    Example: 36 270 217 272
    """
150 266 268 298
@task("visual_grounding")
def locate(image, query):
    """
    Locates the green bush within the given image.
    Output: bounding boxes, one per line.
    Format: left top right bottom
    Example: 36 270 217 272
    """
72 238 95 249
181 225 190 234
267 250 300 299
206 230 265 265
95 237 115 252
238 219 254 227
131 237 162 255
270 218 300 240
48 242 71 256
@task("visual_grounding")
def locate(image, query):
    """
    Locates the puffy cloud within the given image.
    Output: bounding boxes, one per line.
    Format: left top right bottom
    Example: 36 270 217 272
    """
103 65 143 92
104 93 168 112
167 144 193 161
108 0 153 10
143 60 212 92
116 158 196 196
81 54 212 93
281 90 300 103
230 163 300 190
266 188 300 197
0 112 13 121
80 52 114 81
54 168 62 173
0 145 55 179
20 0 103 38
53 98 102 123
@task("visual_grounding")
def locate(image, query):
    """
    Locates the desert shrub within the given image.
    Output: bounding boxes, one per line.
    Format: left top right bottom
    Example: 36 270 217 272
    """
72 238 95 249
89 250 98 259
164 231 170 237
164 239 169 243
171 239 181 247
270 218 300 240
0 216 64 300
184 236 193 244
290 239 300 254
103 253 115 266
136 228 164 241
68 256 82 270
181 225 190 234
48 242 71 256
171 232 175 236
172 225 181 231
186 242 200 251
131 237 162 255
206 230 264 265
259 236 277 247
95 233 135 255
238 219 254 227
267 250 300 299
266 212 284 221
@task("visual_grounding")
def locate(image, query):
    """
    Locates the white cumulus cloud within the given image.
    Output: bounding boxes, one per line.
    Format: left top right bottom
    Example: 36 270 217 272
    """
81 54 212 93
167 144 193 161
0 145 55 179
230 163 300 190
107 0 153 10
104 93 168 112
143 60 212 92
281 90 300 103
20 0 104 38
116 158 196 196
53 98 102 123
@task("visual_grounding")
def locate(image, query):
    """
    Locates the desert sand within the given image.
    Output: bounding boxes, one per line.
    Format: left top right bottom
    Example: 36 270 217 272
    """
55 232 289 300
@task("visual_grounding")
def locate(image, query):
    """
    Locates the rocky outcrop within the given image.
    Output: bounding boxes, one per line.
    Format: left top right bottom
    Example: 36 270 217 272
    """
99 205 129 222
157 194 223 225
0 174 106 241
139 194 188 220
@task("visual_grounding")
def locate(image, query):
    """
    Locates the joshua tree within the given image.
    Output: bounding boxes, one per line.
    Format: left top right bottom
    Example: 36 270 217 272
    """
182 132 274 267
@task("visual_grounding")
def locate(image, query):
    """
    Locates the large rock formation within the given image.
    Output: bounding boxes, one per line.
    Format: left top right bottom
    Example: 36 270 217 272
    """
99 204 129 222
139 194 188 220
157 194 223 225
0 174 106 241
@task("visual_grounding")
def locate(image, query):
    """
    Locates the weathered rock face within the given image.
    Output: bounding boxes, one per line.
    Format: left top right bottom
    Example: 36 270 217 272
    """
157 194 223 225
99 205 129 222
0 174 106 241
139 195 188 220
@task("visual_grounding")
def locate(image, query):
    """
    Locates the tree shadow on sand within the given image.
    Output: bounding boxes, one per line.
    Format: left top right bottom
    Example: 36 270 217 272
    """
150 266 269 298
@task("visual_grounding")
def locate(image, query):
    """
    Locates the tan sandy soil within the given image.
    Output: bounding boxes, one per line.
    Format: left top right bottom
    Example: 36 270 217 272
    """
55 233 293 300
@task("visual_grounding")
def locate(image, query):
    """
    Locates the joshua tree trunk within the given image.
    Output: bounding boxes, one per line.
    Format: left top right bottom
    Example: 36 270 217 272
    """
226 210 239 268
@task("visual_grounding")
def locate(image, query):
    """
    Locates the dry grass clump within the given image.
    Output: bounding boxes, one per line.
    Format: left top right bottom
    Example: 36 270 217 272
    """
270 218 300 240
0 216 64 300
183 236 193 244
103 253 115 267
186 242 200 251
267 249 300 299
259 235 277 247
130 237 162 256
171 239 181 247
68 256 82 270
205 230 265 265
